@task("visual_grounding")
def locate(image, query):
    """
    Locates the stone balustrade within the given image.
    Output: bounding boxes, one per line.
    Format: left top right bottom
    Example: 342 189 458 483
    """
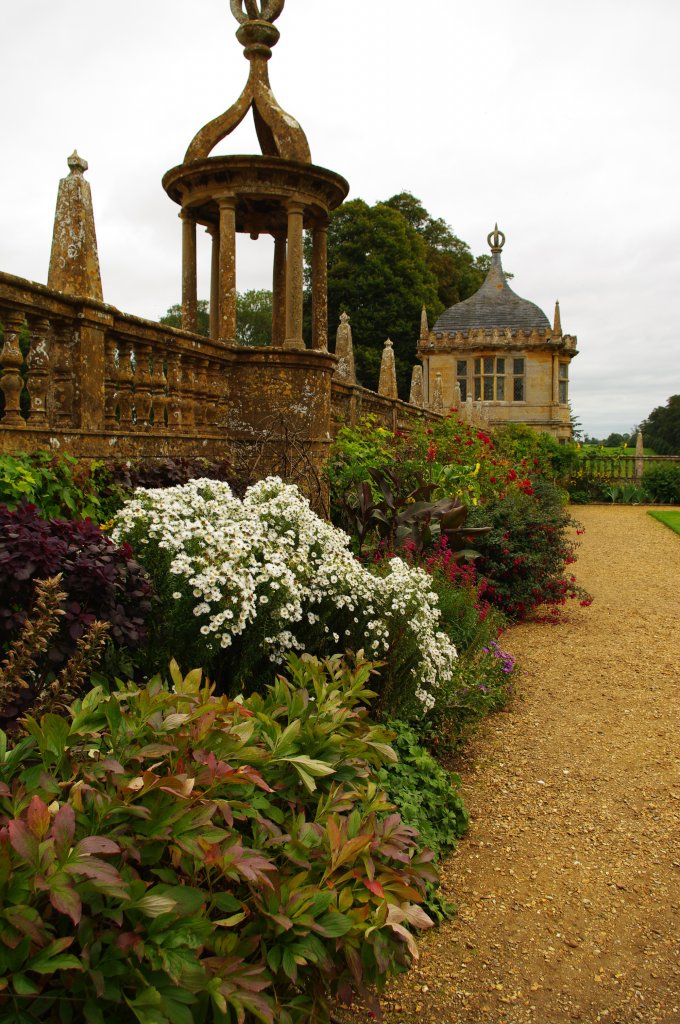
578 454 680 482
0 271 237 460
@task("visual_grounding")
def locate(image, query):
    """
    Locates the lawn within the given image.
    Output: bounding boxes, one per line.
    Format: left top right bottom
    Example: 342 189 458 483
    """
647 510 680 537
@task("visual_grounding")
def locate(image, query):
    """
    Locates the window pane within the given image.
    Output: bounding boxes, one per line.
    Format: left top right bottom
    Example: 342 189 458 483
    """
559 363 568 379
496 378 505 400
513 358 524 374
496 358 505 374
559 381 568 404
513 378 524 401
459 379 467 401
457 360 467 375
474 378 481 400
474 358 481 373
483 378 494 400
484 356 494 374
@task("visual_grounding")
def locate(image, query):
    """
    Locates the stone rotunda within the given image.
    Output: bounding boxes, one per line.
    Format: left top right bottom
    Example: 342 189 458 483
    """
418 226 578 441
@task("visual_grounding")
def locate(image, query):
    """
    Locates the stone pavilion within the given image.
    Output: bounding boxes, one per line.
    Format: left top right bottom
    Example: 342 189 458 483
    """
418 226 578 440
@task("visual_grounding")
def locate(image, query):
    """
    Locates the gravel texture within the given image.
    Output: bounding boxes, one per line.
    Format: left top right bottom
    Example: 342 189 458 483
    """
338 506 680 1024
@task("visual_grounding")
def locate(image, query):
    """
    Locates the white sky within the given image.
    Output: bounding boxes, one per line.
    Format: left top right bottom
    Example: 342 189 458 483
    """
2 0 679 438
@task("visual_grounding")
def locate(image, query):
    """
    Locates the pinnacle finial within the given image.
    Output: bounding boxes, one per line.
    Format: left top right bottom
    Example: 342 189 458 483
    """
487 223 506 254
420 305 429 342
553 300 562 334
230 0 284 25
67 151 88 176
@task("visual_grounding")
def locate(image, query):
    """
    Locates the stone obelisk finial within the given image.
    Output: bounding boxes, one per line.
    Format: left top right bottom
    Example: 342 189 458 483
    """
48 152 103 301
553 300 562 335
431 372 444 414
333 311 356 384
378 339 398 400
409 365 424 407
419 305 429 343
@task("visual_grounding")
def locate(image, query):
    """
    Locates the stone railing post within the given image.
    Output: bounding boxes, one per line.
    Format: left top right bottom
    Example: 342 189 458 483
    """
26 315 50 425
0 310 26 425
77 306 112 431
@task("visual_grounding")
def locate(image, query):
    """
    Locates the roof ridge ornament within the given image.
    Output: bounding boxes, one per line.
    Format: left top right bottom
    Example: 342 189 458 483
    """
487 223 506 254
185 0 311 164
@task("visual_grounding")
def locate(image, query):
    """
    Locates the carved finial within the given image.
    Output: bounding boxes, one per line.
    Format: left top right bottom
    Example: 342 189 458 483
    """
230 0 284 25
487 223 506 254
185 0 310 163
431 372 444 414
378 338 398 400
334 311 356 384
419 306 429 343
409 365 424 408
67 151 88 176
553 300 562 335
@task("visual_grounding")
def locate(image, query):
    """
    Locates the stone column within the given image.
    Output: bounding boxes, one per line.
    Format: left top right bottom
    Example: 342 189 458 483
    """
181 211 198 333
207 224 220 340
218 197 237 344
552 353 560 404
311 222 328 351
284 200 305 350
272 232 287 345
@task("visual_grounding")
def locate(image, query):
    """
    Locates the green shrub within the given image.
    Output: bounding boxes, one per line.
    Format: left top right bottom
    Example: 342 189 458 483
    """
0 452 103 520
643 463 680 504
0 654 436 1024
379 720 468 859
468 476 591 619
112 477 457 718
423 639 516 755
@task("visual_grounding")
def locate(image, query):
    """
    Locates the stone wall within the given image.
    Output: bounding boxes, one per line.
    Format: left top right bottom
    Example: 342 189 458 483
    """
0 270 439 491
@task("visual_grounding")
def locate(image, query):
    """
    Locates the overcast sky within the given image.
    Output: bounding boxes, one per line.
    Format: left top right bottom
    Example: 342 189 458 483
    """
2 0 679 437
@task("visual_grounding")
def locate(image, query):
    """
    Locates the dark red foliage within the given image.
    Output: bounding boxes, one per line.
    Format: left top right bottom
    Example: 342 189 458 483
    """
0 502 155 666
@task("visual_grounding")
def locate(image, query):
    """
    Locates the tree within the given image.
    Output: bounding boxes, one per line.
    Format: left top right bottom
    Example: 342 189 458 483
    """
320 198 443 396
383 192 499 308
639 394 680 455
160 300 210 337
235 289 273 347
160 292 272 346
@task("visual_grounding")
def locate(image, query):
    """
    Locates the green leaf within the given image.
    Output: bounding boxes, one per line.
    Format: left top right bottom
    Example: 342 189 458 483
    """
312 911 353 938
12 973 40 996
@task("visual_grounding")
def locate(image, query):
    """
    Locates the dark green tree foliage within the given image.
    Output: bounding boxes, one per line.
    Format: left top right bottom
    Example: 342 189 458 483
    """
160 299 210 337
160 292 273 346
639 394 680 455
324 199 443 396
383 192 491 309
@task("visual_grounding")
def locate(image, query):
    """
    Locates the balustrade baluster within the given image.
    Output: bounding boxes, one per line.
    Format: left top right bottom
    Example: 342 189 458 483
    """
166 349 182 429
117 341 135 427
104 335 119 428
149 349 168 428
195 357 209 428
25 316 50 425
0 310 28 425
135 343 152 426
183 356 197 428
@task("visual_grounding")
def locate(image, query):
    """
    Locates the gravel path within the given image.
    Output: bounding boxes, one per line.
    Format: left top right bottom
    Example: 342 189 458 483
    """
342 506 680 1024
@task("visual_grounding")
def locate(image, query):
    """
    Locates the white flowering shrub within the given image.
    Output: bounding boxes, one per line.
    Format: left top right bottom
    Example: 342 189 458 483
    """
112 477 457 713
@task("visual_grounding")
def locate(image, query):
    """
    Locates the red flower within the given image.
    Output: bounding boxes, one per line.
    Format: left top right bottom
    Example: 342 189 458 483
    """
426 444 437 463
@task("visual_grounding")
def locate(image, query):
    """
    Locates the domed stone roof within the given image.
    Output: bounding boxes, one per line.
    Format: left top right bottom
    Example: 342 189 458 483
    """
433 226 551 335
